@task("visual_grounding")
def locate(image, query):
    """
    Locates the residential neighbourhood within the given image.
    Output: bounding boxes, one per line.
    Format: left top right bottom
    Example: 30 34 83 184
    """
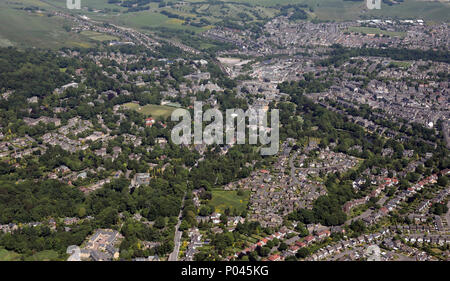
0 0 448 264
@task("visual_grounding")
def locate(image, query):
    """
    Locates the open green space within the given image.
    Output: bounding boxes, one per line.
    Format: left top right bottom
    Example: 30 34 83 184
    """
80 30 119 42
0 5 93 49
24 250 61 261
0 0 448 50
346 26 406 37
210 189 251 214
122 102 177 120
389 61 412 68
0 248 21 261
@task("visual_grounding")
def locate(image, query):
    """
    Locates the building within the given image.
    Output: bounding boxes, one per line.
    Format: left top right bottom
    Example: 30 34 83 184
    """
133 173 151 187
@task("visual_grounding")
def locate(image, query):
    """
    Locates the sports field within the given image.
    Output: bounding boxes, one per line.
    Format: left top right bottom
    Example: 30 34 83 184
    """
122 102 177 120
346 27 406 37
210 189 251 214
80 30 119 42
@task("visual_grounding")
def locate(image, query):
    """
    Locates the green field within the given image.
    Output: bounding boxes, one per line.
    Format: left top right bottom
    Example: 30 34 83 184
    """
389 61 412 68
0 247 63 261
45 0 450 32
24 250 61 261
0 0 448 50
210 189 250 214
0 35 15 48
114 10 187 30
0 4 93 49
122 102 177 120
346 26 406 37
80 30 119 42
0 248 21 261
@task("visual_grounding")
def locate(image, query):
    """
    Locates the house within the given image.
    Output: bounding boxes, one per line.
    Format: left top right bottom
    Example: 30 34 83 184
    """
133 173 151 187
61 82 79 91
95 148 107 157
304 235 315 244
330 226 346 234
289 245 299 253
23 116 61 127
55 165 71 174
82 229 123 261
77 172 87 179
417 200 431 213
267 254 281 261
112 146 122 156
210 213 221 224
317 229 331 239
145 117 156 127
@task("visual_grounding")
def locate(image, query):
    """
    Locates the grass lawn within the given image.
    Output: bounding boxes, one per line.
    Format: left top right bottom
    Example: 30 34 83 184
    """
389 61 412 68
210 189 250 214
0 248 21 261
25 250 61 261
346 27 406 38
113 10 202 32
122 102 177 120
80 30 119 42
238 233 257 244
430 248 442 254
251 234 264 241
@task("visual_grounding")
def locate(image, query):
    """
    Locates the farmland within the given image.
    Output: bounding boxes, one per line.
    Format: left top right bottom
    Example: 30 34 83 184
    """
0 0 448 50
0 5 93 49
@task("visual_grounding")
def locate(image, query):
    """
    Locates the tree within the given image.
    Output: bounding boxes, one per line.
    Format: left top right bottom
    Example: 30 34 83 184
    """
77 206 86 218
179 220 189 231
154 217 166 229
295 223 309 237
198 205 213 216
258 246 271 257
96 207 118 228
278 242 288 251
430 203 448 216
296 247 310 258
285 255 297 261
437 176 448 187
349 219 366 235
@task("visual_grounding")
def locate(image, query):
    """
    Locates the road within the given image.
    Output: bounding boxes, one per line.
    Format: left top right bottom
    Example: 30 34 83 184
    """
444 201 450 230
289 150 301 186
345 195 388 225
283 232 300 246
168 194 186 261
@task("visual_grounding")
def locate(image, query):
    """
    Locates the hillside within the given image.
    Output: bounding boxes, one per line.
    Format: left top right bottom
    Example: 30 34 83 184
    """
1 0 448 49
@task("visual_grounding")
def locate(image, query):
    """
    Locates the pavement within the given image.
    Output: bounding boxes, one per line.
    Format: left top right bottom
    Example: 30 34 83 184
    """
445 201 450 230
168 194 186 261
345 195 388 225
289 150 301 186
